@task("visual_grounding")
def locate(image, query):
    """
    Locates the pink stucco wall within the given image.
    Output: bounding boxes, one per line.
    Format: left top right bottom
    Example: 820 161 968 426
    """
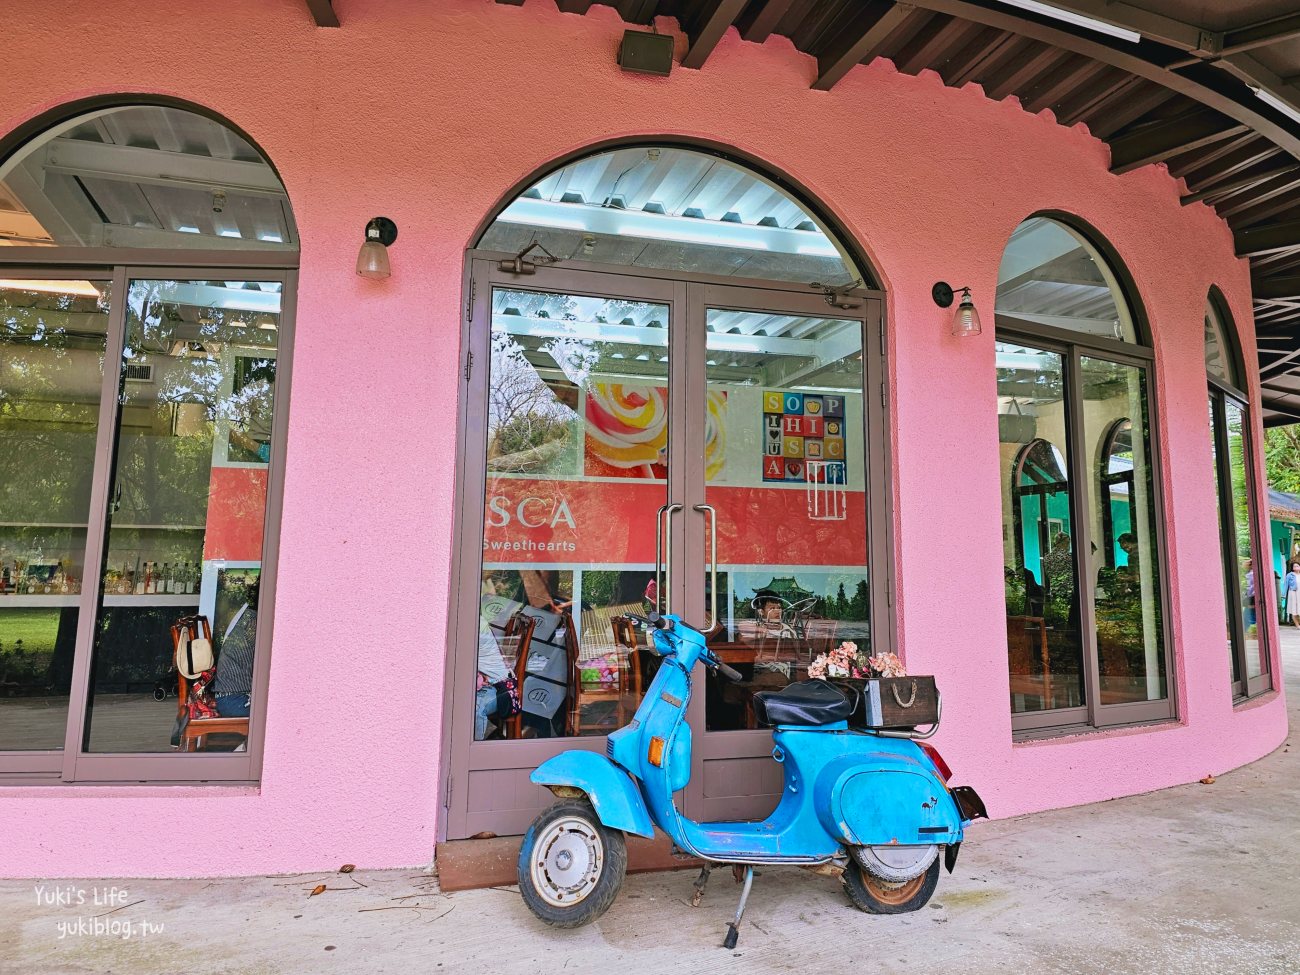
0 0 1287 877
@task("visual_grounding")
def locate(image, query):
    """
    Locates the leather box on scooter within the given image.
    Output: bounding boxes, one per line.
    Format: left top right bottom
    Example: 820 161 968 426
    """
820 768 961 847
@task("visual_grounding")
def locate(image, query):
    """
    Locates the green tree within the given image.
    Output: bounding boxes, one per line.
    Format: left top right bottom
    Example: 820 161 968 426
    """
1264 426 1300 495
848 580 870 621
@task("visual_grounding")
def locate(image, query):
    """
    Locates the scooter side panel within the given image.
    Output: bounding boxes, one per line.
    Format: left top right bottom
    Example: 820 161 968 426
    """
530 751 655 838
826 768 964 848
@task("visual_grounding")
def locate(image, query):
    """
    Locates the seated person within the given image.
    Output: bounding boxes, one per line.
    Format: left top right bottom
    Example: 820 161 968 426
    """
213 583 258 718
475 618 513 739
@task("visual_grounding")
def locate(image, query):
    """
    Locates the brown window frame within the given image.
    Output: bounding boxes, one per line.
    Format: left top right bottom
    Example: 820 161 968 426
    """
0 252 297 786
997 216 1177 739
1206 291 1272 700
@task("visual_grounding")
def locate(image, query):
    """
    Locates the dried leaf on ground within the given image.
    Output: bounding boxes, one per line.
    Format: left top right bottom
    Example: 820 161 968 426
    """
309 884 327 896
1199 775 1216 785
339 864 356 874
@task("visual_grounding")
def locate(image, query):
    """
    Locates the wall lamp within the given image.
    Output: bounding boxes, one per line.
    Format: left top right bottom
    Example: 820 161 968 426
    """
356 217 398 279
932 282 982 337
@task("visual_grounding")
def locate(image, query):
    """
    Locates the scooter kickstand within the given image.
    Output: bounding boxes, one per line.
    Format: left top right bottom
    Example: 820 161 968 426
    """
722 866 754 950
691 863 713 908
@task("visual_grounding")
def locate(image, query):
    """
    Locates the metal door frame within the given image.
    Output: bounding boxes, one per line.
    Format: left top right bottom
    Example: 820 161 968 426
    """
681 282 882 821
441 255 888 837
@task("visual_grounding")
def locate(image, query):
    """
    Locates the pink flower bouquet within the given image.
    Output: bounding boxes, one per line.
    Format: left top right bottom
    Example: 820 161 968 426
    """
807 642 906 680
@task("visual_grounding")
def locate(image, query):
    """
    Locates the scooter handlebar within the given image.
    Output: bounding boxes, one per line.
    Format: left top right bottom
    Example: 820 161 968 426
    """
715 661 743 683
625 612 673 631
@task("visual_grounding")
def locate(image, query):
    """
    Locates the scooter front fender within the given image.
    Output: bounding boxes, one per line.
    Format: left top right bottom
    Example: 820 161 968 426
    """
531 751 655 839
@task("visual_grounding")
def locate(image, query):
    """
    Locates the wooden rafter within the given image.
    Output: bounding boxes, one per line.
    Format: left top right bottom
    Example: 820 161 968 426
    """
1109 107 1248 175
681 0 749 70
1253 276 1300 301
813 2 917 91
1183 163 1296 206
1238 218 1300 258
1221 12 1300 58
739 0 795 44
303 0 338 27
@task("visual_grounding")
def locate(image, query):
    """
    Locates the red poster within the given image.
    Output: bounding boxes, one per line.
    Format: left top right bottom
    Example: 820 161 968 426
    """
204 467 268 561
482 478 867 567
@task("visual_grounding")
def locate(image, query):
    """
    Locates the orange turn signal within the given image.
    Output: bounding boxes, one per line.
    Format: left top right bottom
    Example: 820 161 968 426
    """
648 736 666 767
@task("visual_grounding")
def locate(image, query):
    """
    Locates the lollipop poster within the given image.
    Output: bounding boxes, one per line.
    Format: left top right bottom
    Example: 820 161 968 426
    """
585 383 726 480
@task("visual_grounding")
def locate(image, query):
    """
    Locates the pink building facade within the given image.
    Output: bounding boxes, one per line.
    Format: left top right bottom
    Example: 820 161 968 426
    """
0 0 1288 878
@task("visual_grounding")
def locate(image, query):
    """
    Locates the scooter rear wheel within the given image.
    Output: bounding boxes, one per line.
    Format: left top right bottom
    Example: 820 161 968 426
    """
518 798 627 927
843 857 939 914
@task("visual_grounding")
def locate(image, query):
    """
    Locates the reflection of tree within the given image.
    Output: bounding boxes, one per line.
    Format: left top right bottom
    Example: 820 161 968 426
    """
487 331 578 475
114 281 276 531
0 287 107 529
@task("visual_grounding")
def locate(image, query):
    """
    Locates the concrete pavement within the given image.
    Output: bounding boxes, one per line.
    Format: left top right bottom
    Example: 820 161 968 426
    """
3 637 1295 975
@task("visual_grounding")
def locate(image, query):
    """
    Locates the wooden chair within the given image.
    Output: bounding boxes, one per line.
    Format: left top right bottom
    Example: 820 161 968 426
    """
173 615 250 753
566 611 641 736
802 617 840 657
500 612 538 739
1006 615 1051 705
610 614 644 702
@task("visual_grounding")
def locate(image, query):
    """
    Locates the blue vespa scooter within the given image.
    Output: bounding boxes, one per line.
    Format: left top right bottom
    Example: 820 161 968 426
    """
518 612 987 946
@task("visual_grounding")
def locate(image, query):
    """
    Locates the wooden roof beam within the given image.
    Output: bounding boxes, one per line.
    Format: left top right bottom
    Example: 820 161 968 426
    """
982 44 1065 103
681 0 749 69
1222 181 1300 227
1237 219 1300 258
1253 275 1300 301
813 2 916 91
1023 56 1107 114
1221 12 1300 58
739 0 795 44
1258 345 1300 381
901 0 1300 160
1108 107 1248 175
1181 163 1297 205
304 0 338 27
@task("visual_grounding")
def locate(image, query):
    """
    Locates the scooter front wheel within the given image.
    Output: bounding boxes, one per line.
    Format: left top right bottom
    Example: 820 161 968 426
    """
843 857 940 915
518 798 627 927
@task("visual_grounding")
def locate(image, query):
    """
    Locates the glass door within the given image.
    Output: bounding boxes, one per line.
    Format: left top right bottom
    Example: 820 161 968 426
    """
447 262 684 837
683 283 880 822
75 277 284 766
447 263 885 835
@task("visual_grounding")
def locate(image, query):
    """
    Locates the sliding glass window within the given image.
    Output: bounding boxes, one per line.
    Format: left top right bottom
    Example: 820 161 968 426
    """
995 216 1173 734
0 103 297 782
1205 295 1271 698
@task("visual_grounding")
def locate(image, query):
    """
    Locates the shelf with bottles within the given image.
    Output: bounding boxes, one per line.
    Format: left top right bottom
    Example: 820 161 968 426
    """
101 556 204 598
0 525 89 598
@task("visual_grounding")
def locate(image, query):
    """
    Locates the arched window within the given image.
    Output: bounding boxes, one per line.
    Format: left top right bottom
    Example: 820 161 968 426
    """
994 215 1171 734
0 103 297 783
1010 438 1068 617
445 142 885 836
1098 418 1134 569
1205 292 1271 697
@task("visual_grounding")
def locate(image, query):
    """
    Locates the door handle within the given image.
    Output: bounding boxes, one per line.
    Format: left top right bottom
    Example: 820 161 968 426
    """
656 503 682 614
111 481 122 513
694 503 717 629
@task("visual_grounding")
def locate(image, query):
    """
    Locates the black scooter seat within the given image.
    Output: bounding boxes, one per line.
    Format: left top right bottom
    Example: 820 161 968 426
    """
752 679 852 728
